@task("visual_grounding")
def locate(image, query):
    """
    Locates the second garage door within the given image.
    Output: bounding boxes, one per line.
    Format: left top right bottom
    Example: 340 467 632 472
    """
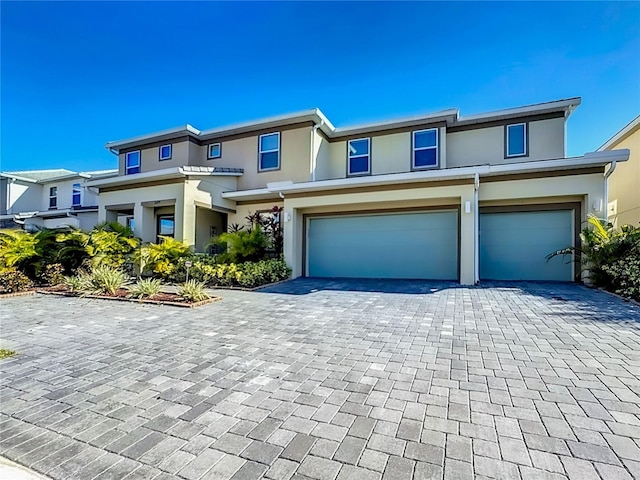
480 209 575 281
307 210 459 280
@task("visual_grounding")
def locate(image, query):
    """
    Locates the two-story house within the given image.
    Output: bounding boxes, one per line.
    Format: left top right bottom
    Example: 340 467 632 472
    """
599 115 640 227
0 169 117 231
87 98 630 285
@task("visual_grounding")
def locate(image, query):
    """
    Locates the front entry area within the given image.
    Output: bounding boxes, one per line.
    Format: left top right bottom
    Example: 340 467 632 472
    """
479 206 577 281
306 210 459 280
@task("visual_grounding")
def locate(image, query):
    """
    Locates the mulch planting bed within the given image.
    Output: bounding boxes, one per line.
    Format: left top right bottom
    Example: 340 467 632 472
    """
36 286 219 308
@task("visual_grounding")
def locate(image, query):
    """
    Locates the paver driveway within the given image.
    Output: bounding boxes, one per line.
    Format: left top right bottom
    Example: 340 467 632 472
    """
1 279 640 480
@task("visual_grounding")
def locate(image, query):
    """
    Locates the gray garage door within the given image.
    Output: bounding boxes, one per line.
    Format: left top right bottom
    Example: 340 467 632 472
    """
307 210 458 280
480 210 574 281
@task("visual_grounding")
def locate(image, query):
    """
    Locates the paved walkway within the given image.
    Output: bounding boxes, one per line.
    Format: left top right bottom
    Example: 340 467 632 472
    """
1 280 639 480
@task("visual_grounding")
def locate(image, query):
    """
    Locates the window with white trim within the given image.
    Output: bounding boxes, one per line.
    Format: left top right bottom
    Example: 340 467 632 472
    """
412 129 438 169
208 143 221 159
259 133 280 171
347 138 370 175
125 151 141 174
159 144 172 160
72 183 81 207
506 123 527 157
49 186 57 209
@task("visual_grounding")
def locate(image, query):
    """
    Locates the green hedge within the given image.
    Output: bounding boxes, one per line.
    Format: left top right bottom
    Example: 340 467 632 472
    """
189 258 291 288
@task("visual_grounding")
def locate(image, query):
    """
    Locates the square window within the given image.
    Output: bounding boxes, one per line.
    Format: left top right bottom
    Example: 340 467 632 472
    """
259 133 280 171
506 123 527 157
208 143 221 159
348 138 370 175
159 144 172 160
126 151 141 174
412 129 438 169
72 183 81 206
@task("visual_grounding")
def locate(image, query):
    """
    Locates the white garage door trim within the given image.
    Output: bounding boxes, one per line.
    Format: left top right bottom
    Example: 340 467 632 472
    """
479 203 580 282
304 208 460 280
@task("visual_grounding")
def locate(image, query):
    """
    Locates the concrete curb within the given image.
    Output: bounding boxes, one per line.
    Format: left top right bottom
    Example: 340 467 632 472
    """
0 457 49 480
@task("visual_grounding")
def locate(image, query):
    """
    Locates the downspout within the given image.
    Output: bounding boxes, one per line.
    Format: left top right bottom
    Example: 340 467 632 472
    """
474 173 480 284
310 121 324 182
603 161 617 220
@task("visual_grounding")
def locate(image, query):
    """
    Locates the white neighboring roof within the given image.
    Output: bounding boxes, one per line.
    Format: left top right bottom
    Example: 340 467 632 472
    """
0 168 118 183
598 115 640 151
455 97 581 126
222 149 629 201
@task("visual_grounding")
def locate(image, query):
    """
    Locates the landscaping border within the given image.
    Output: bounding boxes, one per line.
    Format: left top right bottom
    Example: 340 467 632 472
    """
0 290 35 299
36 290 220 308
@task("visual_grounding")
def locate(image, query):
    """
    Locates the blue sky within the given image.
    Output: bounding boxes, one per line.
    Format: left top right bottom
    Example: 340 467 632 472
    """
1 1 639 172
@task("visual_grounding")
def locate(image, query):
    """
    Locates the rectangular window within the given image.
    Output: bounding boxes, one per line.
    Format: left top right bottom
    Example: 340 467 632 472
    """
506 123 527 157
259 132 280 171
208 143 221 159
125 151 141 174
157 214 175 243
347 138 370 175
49 186 57 209
72 183 81 206
126 216 135 233
413 129 439 169
159 144 172 161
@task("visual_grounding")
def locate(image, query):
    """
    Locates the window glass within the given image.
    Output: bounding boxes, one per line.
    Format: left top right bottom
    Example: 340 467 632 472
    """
159 145 171 160
507 124 526 156
49 187 57 208
208 143 221 158
348 138 370 175
72 183 81 206
126 151 141 174
259 133 280 170
413 129 438 169
414 130 437 149
414 148 438 167
260 133 279 152
260 151 280 170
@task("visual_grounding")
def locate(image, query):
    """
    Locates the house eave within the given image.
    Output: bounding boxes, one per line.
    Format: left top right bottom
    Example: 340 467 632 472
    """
597 115 640 151
85 166 243 189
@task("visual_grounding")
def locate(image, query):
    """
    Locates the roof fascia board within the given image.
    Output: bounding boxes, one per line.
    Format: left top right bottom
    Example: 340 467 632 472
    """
598 115 640 151
456 97 581 126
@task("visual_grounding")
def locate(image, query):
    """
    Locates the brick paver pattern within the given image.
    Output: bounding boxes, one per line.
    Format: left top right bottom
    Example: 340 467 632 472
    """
1 279 640 480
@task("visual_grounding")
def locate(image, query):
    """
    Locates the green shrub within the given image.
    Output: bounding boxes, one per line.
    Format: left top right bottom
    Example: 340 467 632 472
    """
549 216 640 300
184 258 290 288
41 263 65 286
0 268 33 293
128 278 163 299
236 259 291 288
601 253 640 301
64 275 84 292
178 279 210 302
78 266 129 296
213 226 269 264
137 237 192 280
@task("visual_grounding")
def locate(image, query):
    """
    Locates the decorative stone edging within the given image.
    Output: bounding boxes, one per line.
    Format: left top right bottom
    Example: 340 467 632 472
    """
0 290 35 299
35 290 220 308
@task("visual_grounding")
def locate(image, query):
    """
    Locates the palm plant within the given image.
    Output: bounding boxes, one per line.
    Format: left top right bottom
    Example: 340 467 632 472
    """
136 236 191 278
57 225 140 269
211 225 269 263
0 230 39 269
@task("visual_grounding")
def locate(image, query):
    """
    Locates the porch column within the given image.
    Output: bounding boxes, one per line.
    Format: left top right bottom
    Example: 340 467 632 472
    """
98 206 117 224
175 196 196 250
282 204 303 278
134 203 155 243
459 186 476 286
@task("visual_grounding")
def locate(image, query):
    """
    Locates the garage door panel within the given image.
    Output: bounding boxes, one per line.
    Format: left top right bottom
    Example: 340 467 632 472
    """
308 211 458 280
480 210 573 281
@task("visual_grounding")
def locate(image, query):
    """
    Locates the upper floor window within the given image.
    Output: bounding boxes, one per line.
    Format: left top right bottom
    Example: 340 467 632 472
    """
259 132 280 171
348 138 370 176
49 187 57 209
413 129 438 169
126 151 141 174
72 183 81 207
506 123 527 157
208 143 221 159
159 144 172 161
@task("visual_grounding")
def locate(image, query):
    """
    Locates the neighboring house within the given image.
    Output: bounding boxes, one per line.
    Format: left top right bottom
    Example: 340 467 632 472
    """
87 97 630 285
0 169 117 231
598 115 640 227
